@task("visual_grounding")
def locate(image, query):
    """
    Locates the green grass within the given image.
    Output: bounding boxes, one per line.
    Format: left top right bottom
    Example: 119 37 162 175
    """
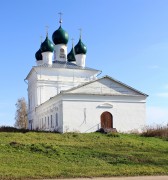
0 132 168 179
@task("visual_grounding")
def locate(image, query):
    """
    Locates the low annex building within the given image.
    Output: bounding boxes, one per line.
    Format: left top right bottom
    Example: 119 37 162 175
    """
25 17 148 133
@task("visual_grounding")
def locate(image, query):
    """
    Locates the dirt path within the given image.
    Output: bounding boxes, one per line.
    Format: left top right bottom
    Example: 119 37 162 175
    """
43 176 168 180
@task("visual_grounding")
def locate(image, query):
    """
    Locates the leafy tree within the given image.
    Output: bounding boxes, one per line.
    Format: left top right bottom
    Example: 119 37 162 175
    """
14 97 28 129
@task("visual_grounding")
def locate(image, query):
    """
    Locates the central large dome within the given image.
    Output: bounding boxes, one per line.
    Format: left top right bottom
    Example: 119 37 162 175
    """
52 26 69 45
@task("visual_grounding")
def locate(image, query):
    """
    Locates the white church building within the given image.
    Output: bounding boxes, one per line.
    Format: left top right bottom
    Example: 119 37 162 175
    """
25 18 148 133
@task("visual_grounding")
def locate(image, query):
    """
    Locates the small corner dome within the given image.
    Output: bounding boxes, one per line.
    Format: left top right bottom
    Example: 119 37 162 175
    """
40 36 54 53
67 47 76 62
35 48 42 61
74 39 87 55
52 26 69 45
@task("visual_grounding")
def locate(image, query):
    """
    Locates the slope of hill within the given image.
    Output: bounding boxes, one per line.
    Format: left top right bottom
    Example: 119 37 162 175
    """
0 132 168 180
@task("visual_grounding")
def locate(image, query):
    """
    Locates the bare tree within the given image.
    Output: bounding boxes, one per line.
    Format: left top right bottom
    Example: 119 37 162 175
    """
14 97 28 129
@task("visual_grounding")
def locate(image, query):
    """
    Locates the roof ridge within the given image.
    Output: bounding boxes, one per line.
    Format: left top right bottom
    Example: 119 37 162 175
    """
33 61 100 71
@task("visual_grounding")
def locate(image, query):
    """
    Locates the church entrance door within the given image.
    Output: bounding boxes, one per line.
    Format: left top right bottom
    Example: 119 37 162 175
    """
101 111 113 129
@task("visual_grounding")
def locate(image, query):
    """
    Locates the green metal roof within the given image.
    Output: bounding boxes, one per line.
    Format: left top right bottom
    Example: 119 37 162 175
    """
67 46 76 62
52 26 69 45
41 36 54 53
35 48 42 61
74 38 87 55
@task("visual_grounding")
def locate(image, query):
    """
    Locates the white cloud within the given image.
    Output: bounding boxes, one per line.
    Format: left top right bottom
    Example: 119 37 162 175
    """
148 65 159 69
0 112 9 126
0 102 11 108
155 84 168 98
147 106 168 125
156 92 168 98
0 112 6 118
164 84 168 89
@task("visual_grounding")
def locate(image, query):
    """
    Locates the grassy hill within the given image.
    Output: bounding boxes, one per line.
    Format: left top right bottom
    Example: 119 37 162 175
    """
0 131 168 180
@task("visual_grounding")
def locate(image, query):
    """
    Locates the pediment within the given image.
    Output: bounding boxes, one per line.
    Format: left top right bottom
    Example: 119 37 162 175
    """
63 76 148 97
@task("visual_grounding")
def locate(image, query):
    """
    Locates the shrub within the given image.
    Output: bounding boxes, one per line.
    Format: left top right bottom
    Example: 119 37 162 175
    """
0 126 29 133
106 132 120 137
141 125 168 139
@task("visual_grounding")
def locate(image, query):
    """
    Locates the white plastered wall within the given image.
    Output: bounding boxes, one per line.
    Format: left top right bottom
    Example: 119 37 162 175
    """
62 94 146 133
54 44 67 62
35 94 63 132
26 66 100 131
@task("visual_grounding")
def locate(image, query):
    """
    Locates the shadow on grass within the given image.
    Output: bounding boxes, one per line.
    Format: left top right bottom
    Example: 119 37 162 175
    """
0 126 60 133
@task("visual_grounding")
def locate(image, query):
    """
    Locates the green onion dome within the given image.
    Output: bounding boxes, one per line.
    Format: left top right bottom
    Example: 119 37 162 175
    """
67 46 76 62
40 36 54 52
35 48 42 61
74 38 87 55
52 26 69 45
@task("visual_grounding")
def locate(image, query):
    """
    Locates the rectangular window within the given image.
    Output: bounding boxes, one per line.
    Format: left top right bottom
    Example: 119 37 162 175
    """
51 115 52 128
30 95 32 110
48 116 49 128
56 113 58 126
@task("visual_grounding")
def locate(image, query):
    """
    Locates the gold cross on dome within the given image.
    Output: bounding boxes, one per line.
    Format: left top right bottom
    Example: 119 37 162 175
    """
79 28 82 39
71 38 74 46
40 36 43 43
45 25 49 36
58 12 63 25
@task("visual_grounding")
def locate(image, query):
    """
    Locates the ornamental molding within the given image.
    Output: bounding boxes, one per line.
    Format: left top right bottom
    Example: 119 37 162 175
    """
97 103 113 108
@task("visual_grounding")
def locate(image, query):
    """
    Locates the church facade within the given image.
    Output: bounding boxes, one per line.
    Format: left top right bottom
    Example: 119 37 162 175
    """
25 18 148 133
